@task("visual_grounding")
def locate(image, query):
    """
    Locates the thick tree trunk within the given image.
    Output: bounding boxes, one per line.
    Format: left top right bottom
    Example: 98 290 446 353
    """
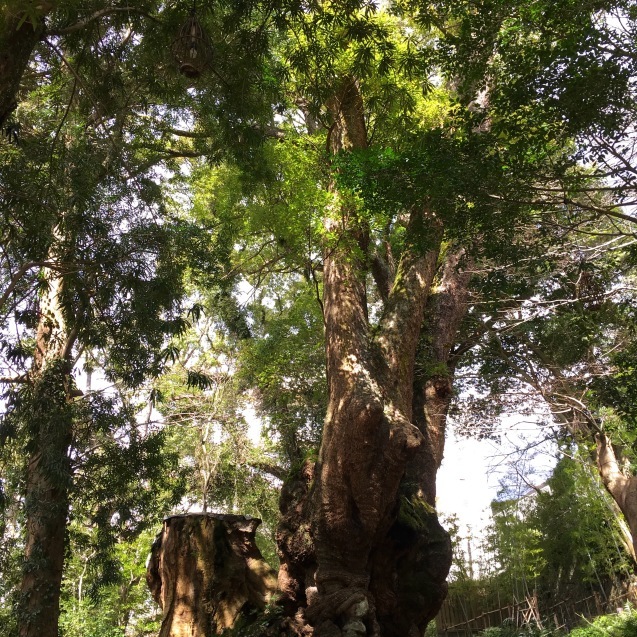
370 248 472 636
18 268 76 637
147 514 278 637
0 3 52 126
348 247 471 637
277 78 452 637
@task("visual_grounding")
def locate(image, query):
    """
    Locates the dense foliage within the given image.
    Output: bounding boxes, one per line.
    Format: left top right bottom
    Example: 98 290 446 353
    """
1 0 637 635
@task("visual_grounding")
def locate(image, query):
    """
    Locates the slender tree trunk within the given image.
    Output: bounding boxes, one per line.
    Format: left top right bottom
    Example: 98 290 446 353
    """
18 265 76 637
278 77 452 637
596 434 637 558
492 339 637 566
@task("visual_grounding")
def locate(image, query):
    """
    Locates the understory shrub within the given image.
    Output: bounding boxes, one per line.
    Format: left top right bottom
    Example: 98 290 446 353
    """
478 623 557 637
569 609 637 637
477 609 637 637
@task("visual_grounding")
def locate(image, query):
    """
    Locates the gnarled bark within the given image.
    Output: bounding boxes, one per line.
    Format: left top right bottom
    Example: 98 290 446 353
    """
277 459 317 621
277 78 453 637
371 248 472 636
147 513 278 637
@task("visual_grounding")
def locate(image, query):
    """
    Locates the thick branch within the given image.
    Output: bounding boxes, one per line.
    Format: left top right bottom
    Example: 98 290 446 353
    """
249 460 286 481
327 76 367 154
323 77 370 390
376 209 442 414
409 247 472 504
0 4 53 126
0 261 38 311
595 433 637 558
596 434 630 505
564 197 637 226
0 375 29 384
425 247 473 367
370 252 392 303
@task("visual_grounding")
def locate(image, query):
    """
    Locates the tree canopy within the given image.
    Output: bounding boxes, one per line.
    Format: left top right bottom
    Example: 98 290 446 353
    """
2 1 637 636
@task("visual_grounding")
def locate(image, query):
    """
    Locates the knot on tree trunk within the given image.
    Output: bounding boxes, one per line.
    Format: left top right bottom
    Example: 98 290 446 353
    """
305 588 366 621
369 494 451 637
147 513 277 637
425 376 452 401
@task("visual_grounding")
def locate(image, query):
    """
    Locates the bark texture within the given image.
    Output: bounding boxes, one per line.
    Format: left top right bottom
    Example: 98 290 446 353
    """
411 248 473 506
147 513 278 637
276 78 453 637
19 268 75 637
380 247 472 636
277 459 317 625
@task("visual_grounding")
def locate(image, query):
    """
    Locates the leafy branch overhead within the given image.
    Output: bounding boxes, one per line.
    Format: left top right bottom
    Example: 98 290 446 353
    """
2 1 637 637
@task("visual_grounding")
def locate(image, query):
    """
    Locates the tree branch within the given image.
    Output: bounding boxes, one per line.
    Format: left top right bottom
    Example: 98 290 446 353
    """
370 252 392 303
0 261 39 310
0 375 29 384
376 208 442 410
47 8 158 36
249 460 287 481
596 434 630 501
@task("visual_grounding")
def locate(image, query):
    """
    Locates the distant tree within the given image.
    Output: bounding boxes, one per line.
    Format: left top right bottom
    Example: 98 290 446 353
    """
484 455 633 610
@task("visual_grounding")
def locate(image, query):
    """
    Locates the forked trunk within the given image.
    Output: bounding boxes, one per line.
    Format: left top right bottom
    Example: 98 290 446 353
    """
380 248 472 636
277 78 453 637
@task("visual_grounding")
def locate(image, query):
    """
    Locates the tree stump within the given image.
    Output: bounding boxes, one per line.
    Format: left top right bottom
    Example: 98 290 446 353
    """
147 513 278 637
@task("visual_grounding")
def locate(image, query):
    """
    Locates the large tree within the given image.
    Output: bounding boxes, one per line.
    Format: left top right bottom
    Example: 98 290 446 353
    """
0 2 280 636
250 5 525 634
3 1 636 636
